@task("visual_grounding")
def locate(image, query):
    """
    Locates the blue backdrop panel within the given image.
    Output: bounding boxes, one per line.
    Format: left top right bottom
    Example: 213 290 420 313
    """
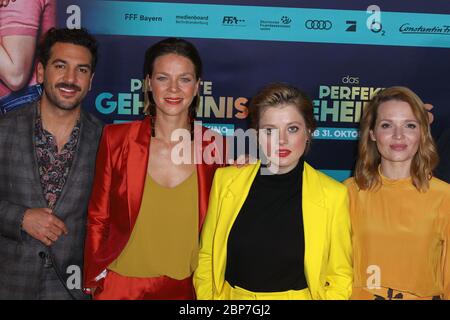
57 0 450 181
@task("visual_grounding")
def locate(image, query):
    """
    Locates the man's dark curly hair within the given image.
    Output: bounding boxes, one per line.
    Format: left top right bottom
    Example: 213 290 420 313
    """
38 27 98 72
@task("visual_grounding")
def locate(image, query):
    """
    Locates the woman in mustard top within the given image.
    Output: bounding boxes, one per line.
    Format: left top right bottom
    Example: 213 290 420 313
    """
83 38 225 299
194 83 353 300
345 86 450 300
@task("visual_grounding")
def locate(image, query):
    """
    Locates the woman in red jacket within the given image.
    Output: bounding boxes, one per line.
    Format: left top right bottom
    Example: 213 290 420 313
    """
83 38 226 299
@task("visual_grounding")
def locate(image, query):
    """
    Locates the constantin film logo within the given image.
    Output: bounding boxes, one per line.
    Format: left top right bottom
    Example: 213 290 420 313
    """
222 16 246 27
176 14 209 25
305 19 332 30
399 23 450 35
260 16 292 31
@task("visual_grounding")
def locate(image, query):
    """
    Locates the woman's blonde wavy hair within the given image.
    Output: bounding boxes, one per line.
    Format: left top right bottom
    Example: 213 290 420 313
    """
354 86 439 192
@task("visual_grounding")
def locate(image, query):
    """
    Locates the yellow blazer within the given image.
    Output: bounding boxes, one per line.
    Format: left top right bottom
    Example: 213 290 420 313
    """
194 161 353 300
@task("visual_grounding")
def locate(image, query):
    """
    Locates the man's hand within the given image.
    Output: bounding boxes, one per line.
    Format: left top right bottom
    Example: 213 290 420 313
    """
0 0 16 8
22 208 69 246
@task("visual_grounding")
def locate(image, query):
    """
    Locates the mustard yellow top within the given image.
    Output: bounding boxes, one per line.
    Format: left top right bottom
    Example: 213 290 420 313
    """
344 174 450 300
108 171 198 279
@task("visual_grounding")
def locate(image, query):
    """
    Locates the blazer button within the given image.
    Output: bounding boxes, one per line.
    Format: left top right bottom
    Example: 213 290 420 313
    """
38 251 46 259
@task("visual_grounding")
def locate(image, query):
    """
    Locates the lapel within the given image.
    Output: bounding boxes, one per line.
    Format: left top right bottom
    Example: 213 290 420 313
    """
126 117 151 231
195 160 209 230
17 104 47 208
195 124 207 230
302 162 327 295
124 121 218 233
213 163 260 292
211 161 328 295
53 110 98 216
195 125 224 230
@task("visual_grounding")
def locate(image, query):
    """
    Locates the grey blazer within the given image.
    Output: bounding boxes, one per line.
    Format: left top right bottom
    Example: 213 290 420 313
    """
0 103 103 299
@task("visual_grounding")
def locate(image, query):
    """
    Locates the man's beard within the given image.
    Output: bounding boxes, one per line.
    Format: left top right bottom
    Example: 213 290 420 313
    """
44 82 84 111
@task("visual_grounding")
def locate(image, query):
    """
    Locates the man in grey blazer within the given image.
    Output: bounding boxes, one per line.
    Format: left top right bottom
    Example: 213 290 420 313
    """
0 28 103 299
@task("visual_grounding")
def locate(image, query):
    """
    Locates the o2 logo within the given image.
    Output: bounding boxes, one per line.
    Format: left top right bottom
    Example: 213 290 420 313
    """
366 5 385 36
342 75 360 85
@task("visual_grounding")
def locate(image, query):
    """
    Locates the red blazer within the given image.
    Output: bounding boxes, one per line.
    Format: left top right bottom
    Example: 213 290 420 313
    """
83 117 225 289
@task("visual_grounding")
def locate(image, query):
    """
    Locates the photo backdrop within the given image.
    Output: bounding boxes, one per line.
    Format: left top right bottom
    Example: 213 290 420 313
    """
57 0 450 180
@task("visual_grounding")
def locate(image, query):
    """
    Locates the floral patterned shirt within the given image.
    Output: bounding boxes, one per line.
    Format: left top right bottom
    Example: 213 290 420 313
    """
34 114 80 209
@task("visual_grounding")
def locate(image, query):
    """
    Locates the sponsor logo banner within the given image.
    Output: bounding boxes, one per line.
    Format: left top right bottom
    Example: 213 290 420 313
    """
73 0 450 48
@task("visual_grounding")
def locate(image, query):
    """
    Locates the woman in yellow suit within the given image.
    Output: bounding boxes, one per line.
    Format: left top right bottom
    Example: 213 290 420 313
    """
194 83 352 300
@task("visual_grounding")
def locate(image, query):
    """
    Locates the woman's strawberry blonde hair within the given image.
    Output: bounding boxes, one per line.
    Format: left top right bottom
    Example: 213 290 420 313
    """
354 86 438 192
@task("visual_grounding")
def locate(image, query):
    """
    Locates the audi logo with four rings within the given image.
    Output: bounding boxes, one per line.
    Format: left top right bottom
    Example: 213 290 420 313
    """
305 20 332 30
